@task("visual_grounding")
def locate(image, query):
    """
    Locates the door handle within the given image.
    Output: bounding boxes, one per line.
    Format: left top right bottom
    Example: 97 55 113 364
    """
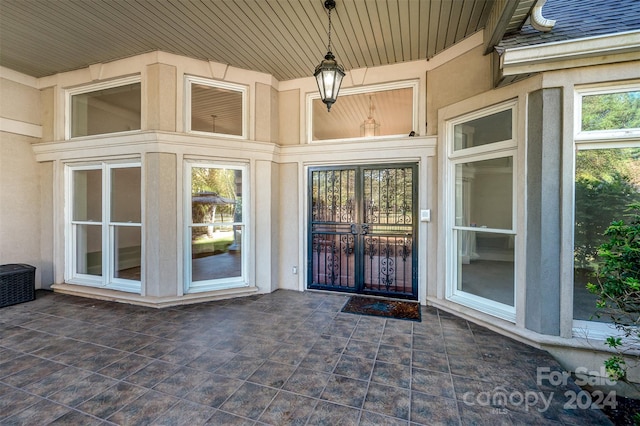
350 224 369 234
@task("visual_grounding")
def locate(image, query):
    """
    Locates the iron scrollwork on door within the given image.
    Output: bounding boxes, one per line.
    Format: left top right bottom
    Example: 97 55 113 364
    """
363 235 413 292
362 167 415 296
311 230 355 288
309 165 417 299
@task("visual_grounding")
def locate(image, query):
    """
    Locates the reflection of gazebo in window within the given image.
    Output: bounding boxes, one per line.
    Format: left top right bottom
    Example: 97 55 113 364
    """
192 191 236 239
191 191 241 282
192 191 241 256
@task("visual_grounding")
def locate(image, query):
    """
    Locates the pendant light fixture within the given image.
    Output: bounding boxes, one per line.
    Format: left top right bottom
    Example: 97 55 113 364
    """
360 96 380 137
314 0 345 112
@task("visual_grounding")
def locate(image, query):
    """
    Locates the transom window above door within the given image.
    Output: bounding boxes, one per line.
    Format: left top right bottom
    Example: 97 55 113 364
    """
308 81 418 142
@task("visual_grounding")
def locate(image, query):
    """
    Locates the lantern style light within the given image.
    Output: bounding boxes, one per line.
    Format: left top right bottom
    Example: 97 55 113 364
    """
314 0 345 112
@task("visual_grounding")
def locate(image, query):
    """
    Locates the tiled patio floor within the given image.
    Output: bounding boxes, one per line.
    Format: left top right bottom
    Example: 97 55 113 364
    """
1 290 611 425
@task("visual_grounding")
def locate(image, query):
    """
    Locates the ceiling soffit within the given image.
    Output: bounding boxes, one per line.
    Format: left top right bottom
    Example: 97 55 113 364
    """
0 0 510 80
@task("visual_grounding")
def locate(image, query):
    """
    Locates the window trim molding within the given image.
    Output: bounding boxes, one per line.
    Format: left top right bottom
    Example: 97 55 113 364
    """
184 75 248 139
306 80 419 144
183 160 250 294
64 159 142 293
571 81 640 336
65 75 142 140
444 102 518 322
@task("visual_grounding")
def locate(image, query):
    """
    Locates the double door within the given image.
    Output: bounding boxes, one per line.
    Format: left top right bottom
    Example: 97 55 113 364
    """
308 164 418 299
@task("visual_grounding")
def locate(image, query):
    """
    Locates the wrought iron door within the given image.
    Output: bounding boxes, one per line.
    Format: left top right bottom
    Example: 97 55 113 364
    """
308 164 418 299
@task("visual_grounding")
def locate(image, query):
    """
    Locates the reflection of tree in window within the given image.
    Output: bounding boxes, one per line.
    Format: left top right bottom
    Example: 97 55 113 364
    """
191 168 239 239
188 166 244 286
575 148 640 271
582 91 640 131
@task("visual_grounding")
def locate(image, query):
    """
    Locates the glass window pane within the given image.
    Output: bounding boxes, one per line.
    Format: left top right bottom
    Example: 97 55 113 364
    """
191 84 243 136
457 230 514 306
75 224 102 276
191 225 242 282
573 147 640 321
113 226 141 281
71 83 141 137
582 91 640 131
111 167 141 223
455 158 513 229
191 167 242 225
73 169 102 222
189 165 244 287
454 109 512 150
312 87 414 141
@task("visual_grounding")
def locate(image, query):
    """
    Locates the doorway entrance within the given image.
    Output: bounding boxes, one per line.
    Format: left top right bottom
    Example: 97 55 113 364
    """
308 164 418 300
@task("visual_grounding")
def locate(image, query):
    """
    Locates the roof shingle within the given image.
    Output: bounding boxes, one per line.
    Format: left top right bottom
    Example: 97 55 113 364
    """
499 0 640 49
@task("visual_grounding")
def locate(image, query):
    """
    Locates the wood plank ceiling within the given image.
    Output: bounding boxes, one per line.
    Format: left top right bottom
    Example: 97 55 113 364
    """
1 0 501 80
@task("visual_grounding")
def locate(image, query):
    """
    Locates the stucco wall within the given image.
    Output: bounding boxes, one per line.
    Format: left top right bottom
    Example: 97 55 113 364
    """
146 63 177 132
278 89 300 145
255 83 279 143
0 76 45 287
0 132 43 285
278 162 299 290
145 152 178 298
426 45 493 135
41 87 55 142
1 78 41 125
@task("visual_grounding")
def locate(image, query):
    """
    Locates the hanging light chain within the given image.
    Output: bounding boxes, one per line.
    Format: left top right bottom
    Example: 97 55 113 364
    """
327 5 333 52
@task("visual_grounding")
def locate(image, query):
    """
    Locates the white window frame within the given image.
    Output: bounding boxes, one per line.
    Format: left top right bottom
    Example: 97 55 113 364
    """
572 82 640 338
65 160 142 293
445 100 518 322
65 75 141 140
184 161 249 293
184 76 248 139
574 81 640 143
306 80 419 144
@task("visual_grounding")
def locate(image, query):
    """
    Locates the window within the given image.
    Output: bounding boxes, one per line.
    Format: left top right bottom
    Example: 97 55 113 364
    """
308 81 418 142
185 162 247 292
573 83 640 329
185 76 247 138
66 161 142 293
67 77 141 138
453 109 512 151
446 101 517 321
575 84 640 141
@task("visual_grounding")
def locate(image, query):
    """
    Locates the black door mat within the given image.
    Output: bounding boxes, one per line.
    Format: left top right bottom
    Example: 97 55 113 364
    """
342 296 421 322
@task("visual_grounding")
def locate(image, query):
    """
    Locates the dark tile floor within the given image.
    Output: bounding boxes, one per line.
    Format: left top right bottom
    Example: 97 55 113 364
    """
0 290 611 425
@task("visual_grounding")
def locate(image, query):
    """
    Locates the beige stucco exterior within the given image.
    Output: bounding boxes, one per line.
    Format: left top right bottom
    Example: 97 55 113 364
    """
0 76 44 285
426 44 494 136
